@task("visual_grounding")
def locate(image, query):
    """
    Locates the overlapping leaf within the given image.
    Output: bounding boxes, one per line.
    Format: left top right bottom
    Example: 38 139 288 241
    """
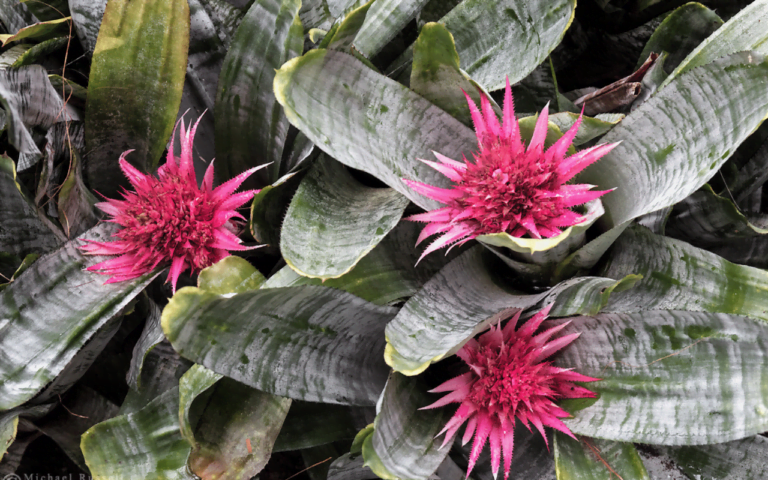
554 434 649 480
558 311 768 445
0 154 64 257
163 285 396 405
578 52 768 229
384 247 637 375
281 157 409 279
0 223 158 410
661 0 768 88
215 0 303 189
275 48 477 210
600 225 768 323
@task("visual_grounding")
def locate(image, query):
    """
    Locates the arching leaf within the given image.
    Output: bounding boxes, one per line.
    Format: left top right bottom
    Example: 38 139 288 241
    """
281 157 409 279
162 285 396 405
577 52 768 230
0 223 158 410
215 0 303 189
558 311 768 445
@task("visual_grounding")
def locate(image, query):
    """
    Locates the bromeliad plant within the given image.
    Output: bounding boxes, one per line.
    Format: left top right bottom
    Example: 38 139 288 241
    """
2 0 768 479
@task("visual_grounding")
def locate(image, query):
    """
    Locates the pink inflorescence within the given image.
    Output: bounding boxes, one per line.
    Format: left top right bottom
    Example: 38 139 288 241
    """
422 305 599 480
80 116 266 293
403 79 618 261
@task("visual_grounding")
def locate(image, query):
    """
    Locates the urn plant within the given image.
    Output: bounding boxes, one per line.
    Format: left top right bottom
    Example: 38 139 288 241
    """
2 0 768 479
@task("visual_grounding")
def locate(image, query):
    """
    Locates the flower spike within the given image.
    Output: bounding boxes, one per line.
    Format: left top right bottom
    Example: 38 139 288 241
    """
423 306 599 480
403 78 618 259
80 114 267 293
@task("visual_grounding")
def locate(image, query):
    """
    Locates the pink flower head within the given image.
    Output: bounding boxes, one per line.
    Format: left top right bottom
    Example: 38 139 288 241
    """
80 115 266 293
422 305 598 480
403 79 618 261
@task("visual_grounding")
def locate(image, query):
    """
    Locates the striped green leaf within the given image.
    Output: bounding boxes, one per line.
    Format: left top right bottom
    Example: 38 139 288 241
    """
409 22 500 128
577 52 768 230
353 0 430 57
126 298 164 390
266 221 460 305
85 0 189 197
0 223 158 411
215 0 303 189
384 247 638 375
82 387 194 479
660 0 768 88
391 0 575 91
600 225 768 323
0 154 64 257
68 0 106 52
275 48 476 211
250 171 303 246
558 311 768 444
554 434 649 480
366 373 451 480
637 2 722 72
0 0 38 34
162 285 396 405
281 157 409 279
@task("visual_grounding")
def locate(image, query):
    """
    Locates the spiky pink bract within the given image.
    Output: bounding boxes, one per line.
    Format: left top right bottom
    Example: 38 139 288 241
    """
422 305 598 480
80 116 266 293
403 79 618 261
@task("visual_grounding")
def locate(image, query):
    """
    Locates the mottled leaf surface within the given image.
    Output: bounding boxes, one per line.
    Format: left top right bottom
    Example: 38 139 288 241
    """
215 0 303 188
275 48 477 210
85 0 189 197
578 52 768 229
557 311 768 445
367 373 451 480
82 387 194 479
281 157 409 279
163 285 396 405
0 223 157 410
385 247 635 375
68 0 106 52
266 221 460 305
353 0 430 57
600 225 768 323
409 22 499 128
661 0 768 88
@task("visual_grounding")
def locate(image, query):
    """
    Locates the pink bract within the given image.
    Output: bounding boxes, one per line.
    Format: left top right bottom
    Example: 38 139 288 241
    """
403 79 618 261
422 305 598 480
80 115 266 293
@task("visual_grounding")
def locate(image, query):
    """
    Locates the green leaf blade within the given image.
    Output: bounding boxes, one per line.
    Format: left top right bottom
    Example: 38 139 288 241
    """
85 0 189 197
281 157 409 279
215 0 303 189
